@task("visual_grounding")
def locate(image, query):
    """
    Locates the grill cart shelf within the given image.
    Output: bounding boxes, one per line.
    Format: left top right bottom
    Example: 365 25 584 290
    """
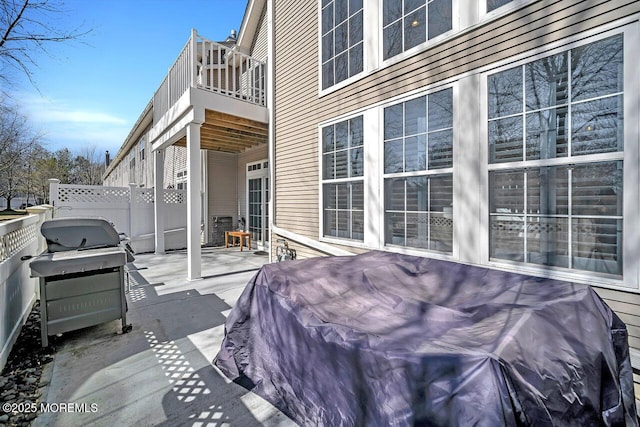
29 218 133 347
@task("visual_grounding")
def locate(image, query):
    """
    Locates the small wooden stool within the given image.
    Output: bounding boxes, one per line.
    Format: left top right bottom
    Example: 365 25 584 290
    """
225 231 252 251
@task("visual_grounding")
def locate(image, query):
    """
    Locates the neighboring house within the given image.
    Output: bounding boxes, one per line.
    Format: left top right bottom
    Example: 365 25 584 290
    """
269 0 640 398
103 0 270 278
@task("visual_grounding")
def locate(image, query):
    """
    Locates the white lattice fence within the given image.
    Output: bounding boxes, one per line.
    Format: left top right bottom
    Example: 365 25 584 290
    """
49 180 187 254
0 209 52 370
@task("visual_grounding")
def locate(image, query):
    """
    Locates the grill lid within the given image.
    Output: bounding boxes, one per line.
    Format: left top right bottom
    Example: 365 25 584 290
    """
41 218 121 252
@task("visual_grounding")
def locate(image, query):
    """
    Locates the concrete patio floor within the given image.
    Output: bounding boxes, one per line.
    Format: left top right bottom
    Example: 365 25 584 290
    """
33 247 297 427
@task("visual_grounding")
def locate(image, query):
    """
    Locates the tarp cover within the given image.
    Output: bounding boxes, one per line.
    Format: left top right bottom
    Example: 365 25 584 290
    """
214 251 637 426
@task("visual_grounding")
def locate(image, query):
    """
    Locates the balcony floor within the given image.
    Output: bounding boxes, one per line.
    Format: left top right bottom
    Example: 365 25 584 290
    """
33 247 296 427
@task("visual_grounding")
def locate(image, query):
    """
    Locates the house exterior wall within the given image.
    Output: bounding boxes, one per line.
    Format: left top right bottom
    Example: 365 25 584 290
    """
250 2 269 61
271 0 640 382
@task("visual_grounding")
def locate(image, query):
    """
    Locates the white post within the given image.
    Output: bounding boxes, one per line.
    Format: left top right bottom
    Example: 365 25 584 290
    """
48 179 60 216
187 122 202 280
128 183 137 239
154 149 166 254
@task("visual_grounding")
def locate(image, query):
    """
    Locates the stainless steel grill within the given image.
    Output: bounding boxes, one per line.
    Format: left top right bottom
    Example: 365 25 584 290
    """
29 218 133 347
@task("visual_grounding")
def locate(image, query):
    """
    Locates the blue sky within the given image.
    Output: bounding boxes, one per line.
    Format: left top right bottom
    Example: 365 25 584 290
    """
7 0 247 158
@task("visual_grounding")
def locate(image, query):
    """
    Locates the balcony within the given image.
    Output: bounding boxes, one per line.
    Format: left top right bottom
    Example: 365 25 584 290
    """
150 29 268 154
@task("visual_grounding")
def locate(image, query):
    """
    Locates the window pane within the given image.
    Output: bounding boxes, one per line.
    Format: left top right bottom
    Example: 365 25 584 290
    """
571 96 623 155
526 167 569 216
490 215 524 261
572 218 622 275
335 150 348 178
489 116 523 163
350 10 363 46
337 210 350 238
335 120 348 150
524 52 568 111
385 178 405 211
335 0 348 23
384 139 404 173
324 184 336 209
349 43 363 76
405 135 426 172
322 32 334 64
322 4 334 35
352 211 364 239
384 104 403 140
323 153 334 179
324 209 337 237
404 6 426 51
349 116 363 147
383 0 402 27
490 170 524 213
383 22 403 60
335 21 348 54
350 147 363 176
322 125 334 153
385 212 405 245
487 0 512 12
349 0 363 14
352 181 364 210
406 176 428 211
488 67 522 119
322 60 334 89
428 0 452 39
571 35 623 102
406 0 424 13
430 175 453 211
405 96 426 135
571 162 622 217
428 129 453 169
526 107 568 160
337 183 349 209
406 212 429 249
526 217 569 268
428 88 453 130
335 51 349 84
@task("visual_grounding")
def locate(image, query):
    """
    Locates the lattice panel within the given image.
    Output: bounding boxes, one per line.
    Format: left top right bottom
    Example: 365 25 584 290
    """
0 222 38 263
164 190 186 204
135 190 155 204
58 186 130 203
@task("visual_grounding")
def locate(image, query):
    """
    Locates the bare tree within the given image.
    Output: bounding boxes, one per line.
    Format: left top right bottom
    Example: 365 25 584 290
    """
0 0 89 85
72 145 103 185
0 104 40 209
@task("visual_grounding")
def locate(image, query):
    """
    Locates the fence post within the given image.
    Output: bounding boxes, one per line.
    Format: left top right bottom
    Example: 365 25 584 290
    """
128 183 137 238
48 179 60 216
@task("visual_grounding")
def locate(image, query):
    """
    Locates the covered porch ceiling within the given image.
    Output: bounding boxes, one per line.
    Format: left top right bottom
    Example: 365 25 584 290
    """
174 110 268 153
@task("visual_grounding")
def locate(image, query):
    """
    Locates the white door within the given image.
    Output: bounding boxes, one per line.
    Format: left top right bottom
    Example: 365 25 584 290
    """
247 160 269 250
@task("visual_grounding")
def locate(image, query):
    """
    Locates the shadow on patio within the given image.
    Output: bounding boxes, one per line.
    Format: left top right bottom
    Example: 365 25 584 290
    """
33 247 296 427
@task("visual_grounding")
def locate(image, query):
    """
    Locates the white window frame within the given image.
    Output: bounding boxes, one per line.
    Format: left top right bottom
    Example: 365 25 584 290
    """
318 0 366 93
380 86 455 254
318 113 367 245
479 23 640 291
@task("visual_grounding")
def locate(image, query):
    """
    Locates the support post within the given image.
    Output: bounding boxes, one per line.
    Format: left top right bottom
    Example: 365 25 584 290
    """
48 179 60 216
187 122 202 280
154 149 166 254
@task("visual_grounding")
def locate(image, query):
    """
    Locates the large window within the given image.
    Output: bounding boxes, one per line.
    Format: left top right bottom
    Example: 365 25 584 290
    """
382 0 452 60
383 87 453 252
321 0 363 89
487 35 624 276
322 116 364 240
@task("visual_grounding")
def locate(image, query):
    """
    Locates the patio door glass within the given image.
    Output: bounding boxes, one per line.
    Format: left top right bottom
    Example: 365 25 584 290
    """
247 160 269 249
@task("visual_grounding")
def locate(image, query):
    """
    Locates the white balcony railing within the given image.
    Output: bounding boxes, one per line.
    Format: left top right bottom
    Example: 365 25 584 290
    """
152 30 267 124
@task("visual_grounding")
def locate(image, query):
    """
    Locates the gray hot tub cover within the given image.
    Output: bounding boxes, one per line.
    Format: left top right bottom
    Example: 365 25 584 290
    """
214 251 637 426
